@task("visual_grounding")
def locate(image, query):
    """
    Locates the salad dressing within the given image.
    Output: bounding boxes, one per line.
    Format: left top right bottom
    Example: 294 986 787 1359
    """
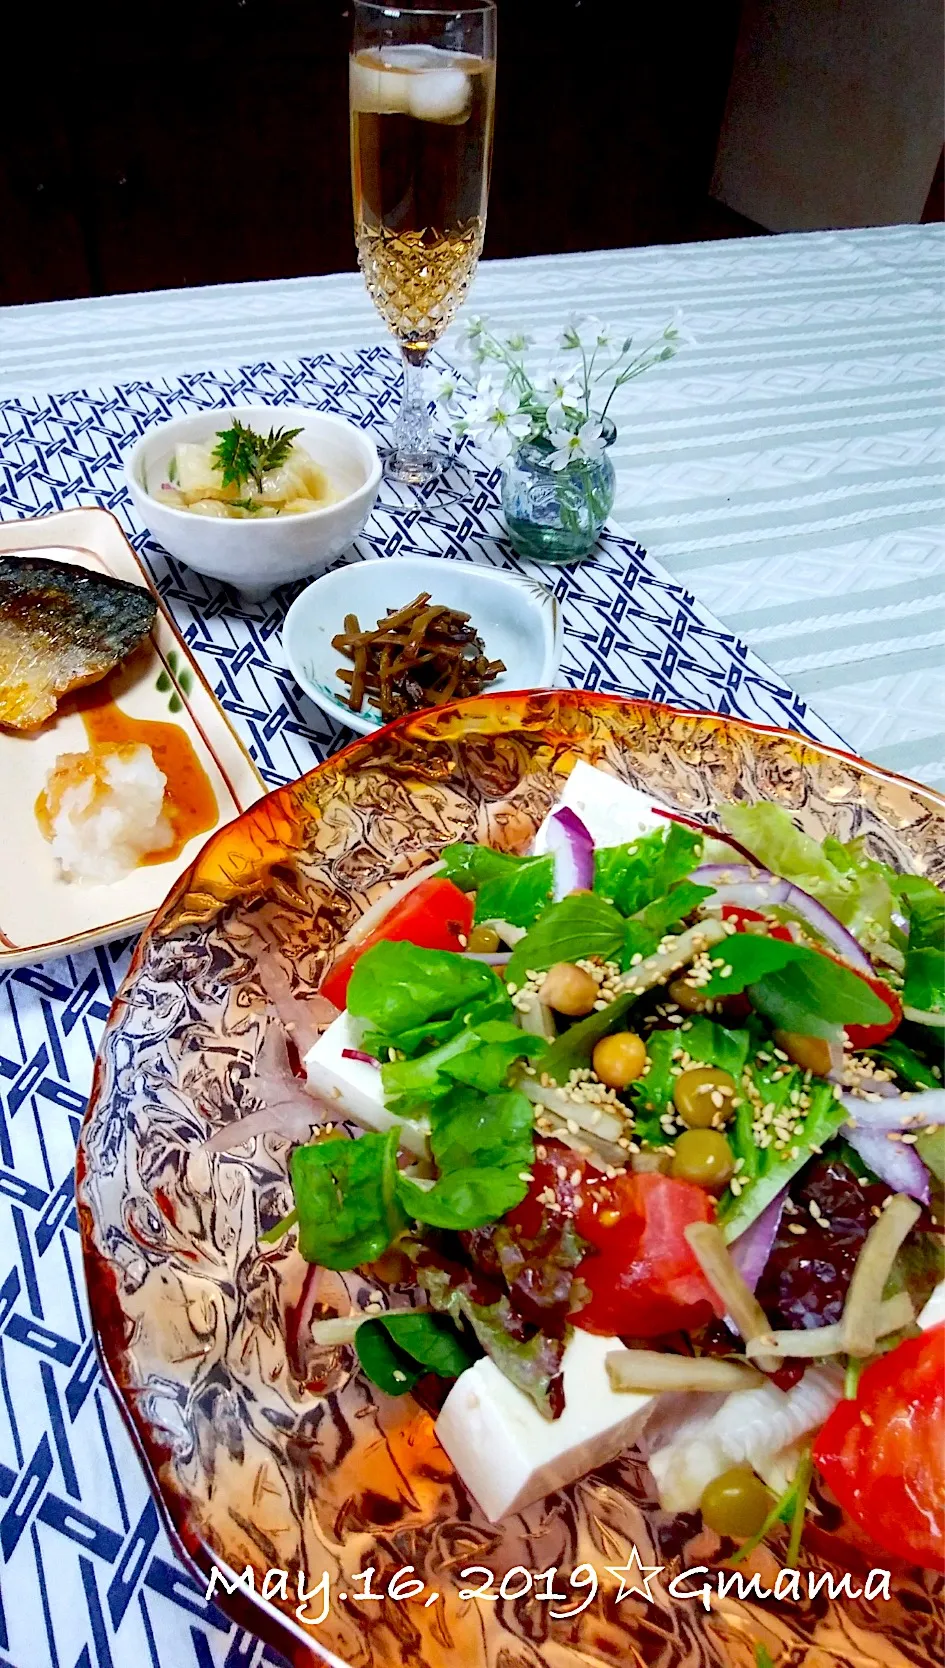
35 675 218 866
76 680 218 863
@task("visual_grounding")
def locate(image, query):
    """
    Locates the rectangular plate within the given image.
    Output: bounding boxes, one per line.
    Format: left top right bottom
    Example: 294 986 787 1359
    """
0 507 266 967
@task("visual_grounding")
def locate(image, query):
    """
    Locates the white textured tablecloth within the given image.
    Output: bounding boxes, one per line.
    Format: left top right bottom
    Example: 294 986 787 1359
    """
3 223 943 786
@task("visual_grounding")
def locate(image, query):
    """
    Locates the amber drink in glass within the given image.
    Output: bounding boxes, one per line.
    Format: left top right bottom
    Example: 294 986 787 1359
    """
351 1 496 484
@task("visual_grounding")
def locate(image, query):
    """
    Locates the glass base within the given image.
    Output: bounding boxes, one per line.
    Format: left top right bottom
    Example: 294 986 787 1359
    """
505 520 599 564
383 446 447 487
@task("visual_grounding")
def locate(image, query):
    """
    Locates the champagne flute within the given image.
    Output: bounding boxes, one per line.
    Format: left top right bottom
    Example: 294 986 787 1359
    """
350 0 497 485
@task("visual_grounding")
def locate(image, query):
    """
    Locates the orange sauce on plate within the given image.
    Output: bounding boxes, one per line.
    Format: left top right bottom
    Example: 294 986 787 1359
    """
35 671 218 867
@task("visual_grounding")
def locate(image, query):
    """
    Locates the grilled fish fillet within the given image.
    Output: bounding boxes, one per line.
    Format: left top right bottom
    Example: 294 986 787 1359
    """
0 554 157 730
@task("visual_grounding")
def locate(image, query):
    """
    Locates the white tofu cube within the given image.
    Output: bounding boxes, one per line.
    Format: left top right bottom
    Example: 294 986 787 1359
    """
533 760 674 854
303 1011 429 1158
435 1329 653 1522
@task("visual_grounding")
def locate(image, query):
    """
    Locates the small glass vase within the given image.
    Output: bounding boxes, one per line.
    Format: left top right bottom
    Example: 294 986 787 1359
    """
501 421 617 564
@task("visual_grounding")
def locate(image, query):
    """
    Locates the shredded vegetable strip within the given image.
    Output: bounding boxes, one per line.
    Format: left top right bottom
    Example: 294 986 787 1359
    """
684 1221 780 1372
746 1291 914 1359
613 917 730 997
839 1193 922 1356
606 1350 764 1394
259 1207 299 1245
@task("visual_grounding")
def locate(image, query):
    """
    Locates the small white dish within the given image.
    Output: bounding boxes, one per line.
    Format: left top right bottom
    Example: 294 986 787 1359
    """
282 556 563 734
124 404 382 599
0 508 265 969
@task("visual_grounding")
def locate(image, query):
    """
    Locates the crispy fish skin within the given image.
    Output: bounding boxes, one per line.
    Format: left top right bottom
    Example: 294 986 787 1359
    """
0 554 157 730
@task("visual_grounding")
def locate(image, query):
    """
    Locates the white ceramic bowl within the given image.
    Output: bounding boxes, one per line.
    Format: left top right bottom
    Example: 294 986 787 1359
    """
124 405 382 599
282 555 563 735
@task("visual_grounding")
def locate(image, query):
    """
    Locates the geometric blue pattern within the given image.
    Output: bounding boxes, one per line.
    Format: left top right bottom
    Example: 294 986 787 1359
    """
0 349 843 1668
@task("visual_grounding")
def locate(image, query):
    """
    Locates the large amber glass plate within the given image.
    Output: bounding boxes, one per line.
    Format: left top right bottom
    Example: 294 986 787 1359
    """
77 692 945 1668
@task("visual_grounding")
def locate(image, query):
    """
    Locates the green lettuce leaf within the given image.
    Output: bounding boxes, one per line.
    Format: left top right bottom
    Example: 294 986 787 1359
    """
354 1321 423 1396
881 1228 945 1342
593 821 703 917
538 989 640 1086
505 891 627 985
722 803 902 967
290 1128 407 1270
439 842 555 929
381 1019 545 1113
628 1027 678 1146
627 1018 753 1146
868 1036 941 1090
347 940 509 1051
395 1085 535 1231
355 1311 476 1396
719 1074 847 1241
397 1166 530 1230
916 1125 945 1186
699 933 887 1038
429 1084 535 1174
903 948 945 1015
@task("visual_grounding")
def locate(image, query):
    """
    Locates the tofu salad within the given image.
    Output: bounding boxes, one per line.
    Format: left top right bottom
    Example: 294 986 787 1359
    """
254 763 945 1567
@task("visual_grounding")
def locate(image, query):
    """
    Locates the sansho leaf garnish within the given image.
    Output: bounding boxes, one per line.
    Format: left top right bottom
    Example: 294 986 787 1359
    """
211 421 303 493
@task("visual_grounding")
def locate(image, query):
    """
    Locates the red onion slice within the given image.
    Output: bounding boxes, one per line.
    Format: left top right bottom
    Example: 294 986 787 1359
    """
205 1024 332 1151
341 1047 380 1068
251 936 340 1053
464 951 512 965
546 806 595 900
691 863 874 975
844 1125 931 1204
729 1189 787 1292
839 1087 945 1131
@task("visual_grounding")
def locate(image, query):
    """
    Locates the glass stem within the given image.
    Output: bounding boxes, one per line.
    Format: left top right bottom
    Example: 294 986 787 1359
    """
391 346 435 463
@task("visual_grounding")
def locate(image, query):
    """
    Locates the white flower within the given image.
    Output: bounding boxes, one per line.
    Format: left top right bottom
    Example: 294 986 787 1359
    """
536 367 583 415
434 371 463 413
505 330 533 353
470 372 505 408
587 317 615 349
559 313 614 352
548 419 607 472
559 314 584 352
667 307 697 348
465 381 531 461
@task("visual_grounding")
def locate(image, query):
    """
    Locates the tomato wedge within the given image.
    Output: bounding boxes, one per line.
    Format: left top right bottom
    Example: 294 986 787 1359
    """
572 1171 723 1338
813 1324 945 1571
842 969 902 1049
811 946 902 1048
721 903 793 944
320 876 474 1008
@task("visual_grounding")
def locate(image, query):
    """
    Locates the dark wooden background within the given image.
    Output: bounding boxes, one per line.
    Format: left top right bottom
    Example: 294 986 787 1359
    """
5 1 941 308
2 0 766 306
